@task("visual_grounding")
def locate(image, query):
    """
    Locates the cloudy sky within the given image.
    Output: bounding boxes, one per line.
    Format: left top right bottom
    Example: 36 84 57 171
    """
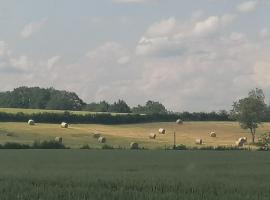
0 0 270 111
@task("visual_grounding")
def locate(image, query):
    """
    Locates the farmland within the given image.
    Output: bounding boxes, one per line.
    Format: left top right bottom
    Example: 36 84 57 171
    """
0 121 269 148
0 150 270 200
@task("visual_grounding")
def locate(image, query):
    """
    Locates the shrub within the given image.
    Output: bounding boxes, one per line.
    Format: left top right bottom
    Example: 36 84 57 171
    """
174 144 187 150
257 133 270 147
1 142 30 149
32 140 67 149
101 144 114 150
80 144 91 149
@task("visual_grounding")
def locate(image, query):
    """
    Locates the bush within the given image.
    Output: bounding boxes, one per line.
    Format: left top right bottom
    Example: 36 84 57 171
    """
174 144 187 150
1 142 30 149
101 144 114 150
257 133 270 147
32 140 67 149
80 144 91 149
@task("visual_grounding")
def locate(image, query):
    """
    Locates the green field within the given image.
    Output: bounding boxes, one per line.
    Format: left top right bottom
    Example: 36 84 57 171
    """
0 150 269 200
0 121 269 148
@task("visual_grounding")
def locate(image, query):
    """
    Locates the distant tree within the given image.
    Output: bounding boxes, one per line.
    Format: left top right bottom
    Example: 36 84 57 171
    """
231 88 267 143
0 87 85 110
84 101 110 112
132 101 167 114
108 100 131 113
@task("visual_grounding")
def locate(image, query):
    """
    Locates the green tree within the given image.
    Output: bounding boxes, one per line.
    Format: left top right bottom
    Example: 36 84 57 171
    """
231 88 267 143
108 100 131 113
132 101 167 114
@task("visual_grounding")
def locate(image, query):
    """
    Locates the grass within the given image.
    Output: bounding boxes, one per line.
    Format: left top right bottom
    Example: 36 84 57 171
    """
0 150 269 200
0 122 270 148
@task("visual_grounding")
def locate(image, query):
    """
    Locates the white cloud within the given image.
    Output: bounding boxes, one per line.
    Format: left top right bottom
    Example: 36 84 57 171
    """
193 16 220 36
20 18 48 39
136 14 235 56
47 56 61 69
260 27 269 37
118 56 130 64
253 61 270 87
237 1 257 13
146 17 177 37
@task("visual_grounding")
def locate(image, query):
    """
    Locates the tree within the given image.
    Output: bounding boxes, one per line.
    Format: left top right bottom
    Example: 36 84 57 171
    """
132 101 167 114
84 101 110 112
231 88 267 143
108 100 131 113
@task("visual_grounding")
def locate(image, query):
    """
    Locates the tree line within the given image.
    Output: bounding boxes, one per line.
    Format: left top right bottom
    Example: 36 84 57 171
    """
0 87 168 114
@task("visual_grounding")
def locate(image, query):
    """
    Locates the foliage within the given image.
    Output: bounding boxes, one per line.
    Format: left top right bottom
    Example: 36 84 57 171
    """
0 87 85 111
132 101 167 114
80 144 91 149
101 144 114 149
257 133 270 149
231 88 267 143
108 100 131 113
32 140 67 149
83 101 110 112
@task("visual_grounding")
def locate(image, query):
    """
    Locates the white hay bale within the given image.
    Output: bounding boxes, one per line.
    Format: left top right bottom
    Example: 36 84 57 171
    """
176 119 183 125
61 122 68 128
130 142 139 149
210 132 216 137
195 139 203 145
28 119 35 126
159 128 166 134
55 137 63 143
149 133 156 139
236 137 247 147
93 133 101 139
98 136 106 143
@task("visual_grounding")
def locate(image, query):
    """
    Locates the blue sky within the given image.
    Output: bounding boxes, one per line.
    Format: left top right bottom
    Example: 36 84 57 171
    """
0 0 270 111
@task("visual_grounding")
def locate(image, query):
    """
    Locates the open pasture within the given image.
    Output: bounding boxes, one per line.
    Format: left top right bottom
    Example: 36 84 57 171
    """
0 121 269 148
0 150 270 200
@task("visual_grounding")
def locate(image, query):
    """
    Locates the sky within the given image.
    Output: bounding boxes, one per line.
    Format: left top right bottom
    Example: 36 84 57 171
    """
0 0 270 112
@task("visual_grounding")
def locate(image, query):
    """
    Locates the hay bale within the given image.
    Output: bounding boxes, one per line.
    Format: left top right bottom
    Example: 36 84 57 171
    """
159 128 166 134
93 133 101 139
55 137 63 143
195 139 203 145
236 137 247 147
28 119 35 126
176 119 183 125
149 133 156 139
61 122 68 128
210 132 216 137
98 136 106 143
130 142 139 149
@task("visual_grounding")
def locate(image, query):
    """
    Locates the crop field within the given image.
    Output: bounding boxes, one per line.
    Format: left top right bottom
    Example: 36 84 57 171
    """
0 121 270 148
0 150 269 200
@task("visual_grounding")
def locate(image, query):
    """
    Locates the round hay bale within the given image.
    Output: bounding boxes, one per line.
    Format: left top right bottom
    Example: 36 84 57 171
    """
149 133 156 139
176 119 183 125
195 139 203 145
98 136 106 143
210 132 216 137
61 122 68 128
28 119 35 126
236 137 247 147
55 137 63 143
93 133 101 139
130 142 139 149
159 128 166 134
